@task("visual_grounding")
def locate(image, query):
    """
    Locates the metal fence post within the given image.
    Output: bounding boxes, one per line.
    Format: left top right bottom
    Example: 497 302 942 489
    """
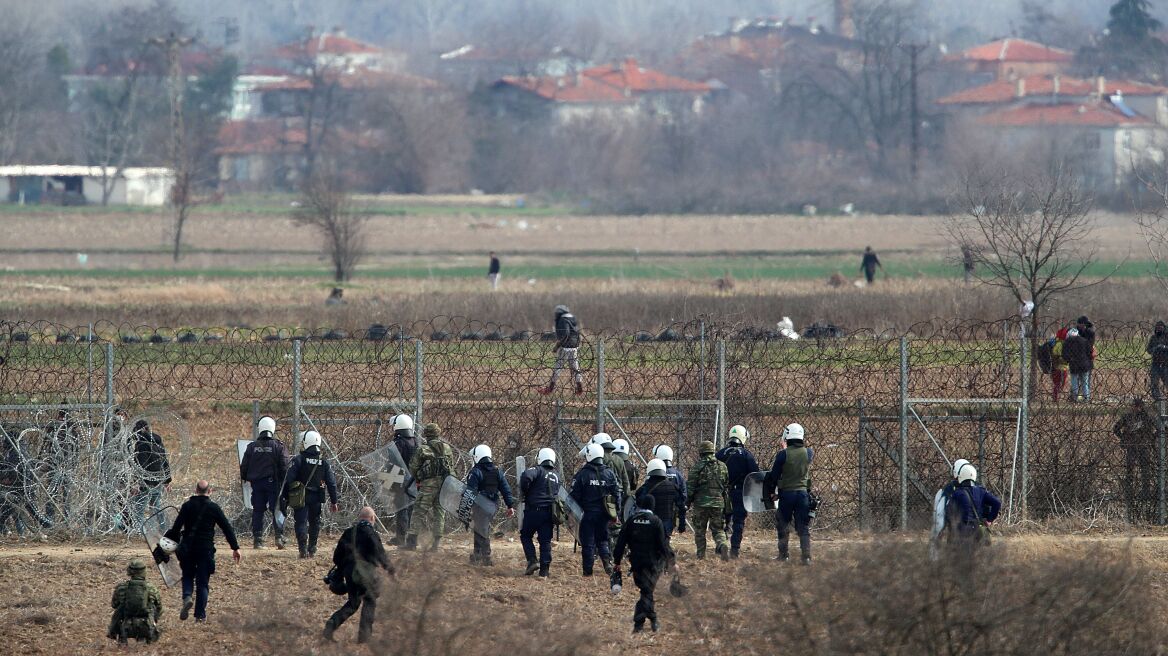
252 400 260 439
717 340 726 446
596 339 606 434
415 339 424 426
86 323 94 405
1019 332 1030 519
1159 399 1166 525
105 342 115 409
899 336 909 531
292 339 302 442
857 397 866 531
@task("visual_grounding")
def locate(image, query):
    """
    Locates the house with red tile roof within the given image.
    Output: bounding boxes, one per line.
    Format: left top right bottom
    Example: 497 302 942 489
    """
937 74 1168 124
945 38 1074 81
968 98 1165 191
490 58 710 125
272 28 406 74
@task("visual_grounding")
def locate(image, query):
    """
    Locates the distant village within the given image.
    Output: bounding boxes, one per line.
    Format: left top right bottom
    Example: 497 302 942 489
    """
5 0 1167 210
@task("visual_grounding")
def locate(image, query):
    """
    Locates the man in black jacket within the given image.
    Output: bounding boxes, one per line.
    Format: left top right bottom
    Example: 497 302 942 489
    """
162 480 241 623
325 506 395 644
539 305 584 396
240 416 288 549
1062 328 1094 402
284 430 339 558
131 420 172 531
1147 321 1168 400
613 496 673 633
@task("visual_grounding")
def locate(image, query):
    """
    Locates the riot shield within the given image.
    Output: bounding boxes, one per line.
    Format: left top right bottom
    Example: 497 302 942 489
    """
359 444 418 514
141 506 182 587
438 475 497 538
742 471 774 513
237 439 285 530
556 486 585 540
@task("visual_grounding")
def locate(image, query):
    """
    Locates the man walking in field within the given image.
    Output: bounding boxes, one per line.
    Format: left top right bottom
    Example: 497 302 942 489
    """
860 246 882 284
487 252 501 290
539 305 584 395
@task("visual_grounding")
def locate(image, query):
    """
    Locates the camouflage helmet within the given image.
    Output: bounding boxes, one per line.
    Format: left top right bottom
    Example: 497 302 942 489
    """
423 423 441 438
127 559 147 575
699 440 716 454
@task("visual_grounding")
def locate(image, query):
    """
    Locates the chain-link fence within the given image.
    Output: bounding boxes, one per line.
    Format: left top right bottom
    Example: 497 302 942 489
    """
0 317 1165 538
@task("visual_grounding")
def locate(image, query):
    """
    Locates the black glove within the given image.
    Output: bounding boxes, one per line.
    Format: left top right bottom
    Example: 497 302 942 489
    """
677 521 687 534
151 545 169 565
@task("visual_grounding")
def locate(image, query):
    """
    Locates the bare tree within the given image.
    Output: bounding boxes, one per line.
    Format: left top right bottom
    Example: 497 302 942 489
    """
293 173 367 282
0 23 42 165
148 32 195 262
1133 154 1168 295
945 158 1106 388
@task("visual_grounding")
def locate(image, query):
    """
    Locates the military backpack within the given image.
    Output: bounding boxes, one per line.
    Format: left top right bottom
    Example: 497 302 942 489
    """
121 580 151 618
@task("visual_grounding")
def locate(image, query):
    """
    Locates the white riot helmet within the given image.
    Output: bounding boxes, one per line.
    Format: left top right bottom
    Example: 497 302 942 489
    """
158 536 179 554
728 425 749 445
472 444 493 464
591 432 613 446
652 444 674 463
612 439 630 456
393 414 415 436
782 423 805 444
957 463 978 484
537 448 557 466
303 430 322 450
583 443 604 462
951 458 970 480
257 416 276 438
646 458 667 476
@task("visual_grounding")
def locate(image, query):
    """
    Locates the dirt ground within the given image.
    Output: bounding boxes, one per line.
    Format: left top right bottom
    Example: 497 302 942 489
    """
2 530 1167 655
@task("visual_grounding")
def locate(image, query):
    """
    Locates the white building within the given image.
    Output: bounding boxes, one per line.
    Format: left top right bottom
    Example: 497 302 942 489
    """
0 166 175 206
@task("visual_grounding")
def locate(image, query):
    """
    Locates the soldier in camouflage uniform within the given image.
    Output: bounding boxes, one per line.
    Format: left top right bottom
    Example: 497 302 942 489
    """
107 559 163 644
592 434 630 546
687 441 730 560
405 423 454 551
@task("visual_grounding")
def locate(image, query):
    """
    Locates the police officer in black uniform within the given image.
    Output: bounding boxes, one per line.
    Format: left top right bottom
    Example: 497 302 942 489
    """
634 459 683 556
240 416 288 549
284 430 339 558
519 447 561 577
716 424 759 559
613 496 673 633
389 415 417 546
570 443 619 576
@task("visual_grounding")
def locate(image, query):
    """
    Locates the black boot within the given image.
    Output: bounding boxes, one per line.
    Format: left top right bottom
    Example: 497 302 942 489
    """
525 560 539 576
428 537 441 552
730 547 740 559
650 619 660 633
602 557 614 576
539 564 550 577
253 538 264 550
403 534 418 551
297 536 308 559
308 535 317 557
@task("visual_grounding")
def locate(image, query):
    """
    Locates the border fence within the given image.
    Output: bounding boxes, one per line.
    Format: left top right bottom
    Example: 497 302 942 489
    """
0 316 1164 538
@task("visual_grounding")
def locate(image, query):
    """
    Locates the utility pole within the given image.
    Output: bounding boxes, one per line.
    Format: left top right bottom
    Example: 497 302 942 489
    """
148 32 195 262
900 43 926 184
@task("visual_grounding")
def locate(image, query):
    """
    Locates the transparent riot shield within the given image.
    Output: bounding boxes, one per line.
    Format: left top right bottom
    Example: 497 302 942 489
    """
742 471 773 513
141 505 181 587
438 475 497 538
556 486 585 540
359 443 418 514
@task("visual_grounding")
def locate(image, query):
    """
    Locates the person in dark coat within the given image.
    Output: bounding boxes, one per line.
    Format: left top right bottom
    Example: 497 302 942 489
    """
612 496 673 634
240 416 288 549
284 430 339 558
539 305 584 395
131 420 172 531
1062 327 1093 402
162 480 241 623
716 425 760 558
634 459 683 569
860 246 882 284
465 445 516 566
487 251 501 290
324 507 395 644
1147 321 1168 400
762 423 814 564
1114 399 1158 524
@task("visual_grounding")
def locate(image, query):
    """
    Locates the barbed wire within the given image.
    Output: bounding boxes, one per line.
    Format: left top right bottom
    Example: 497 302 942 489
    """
0 315 1165 537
